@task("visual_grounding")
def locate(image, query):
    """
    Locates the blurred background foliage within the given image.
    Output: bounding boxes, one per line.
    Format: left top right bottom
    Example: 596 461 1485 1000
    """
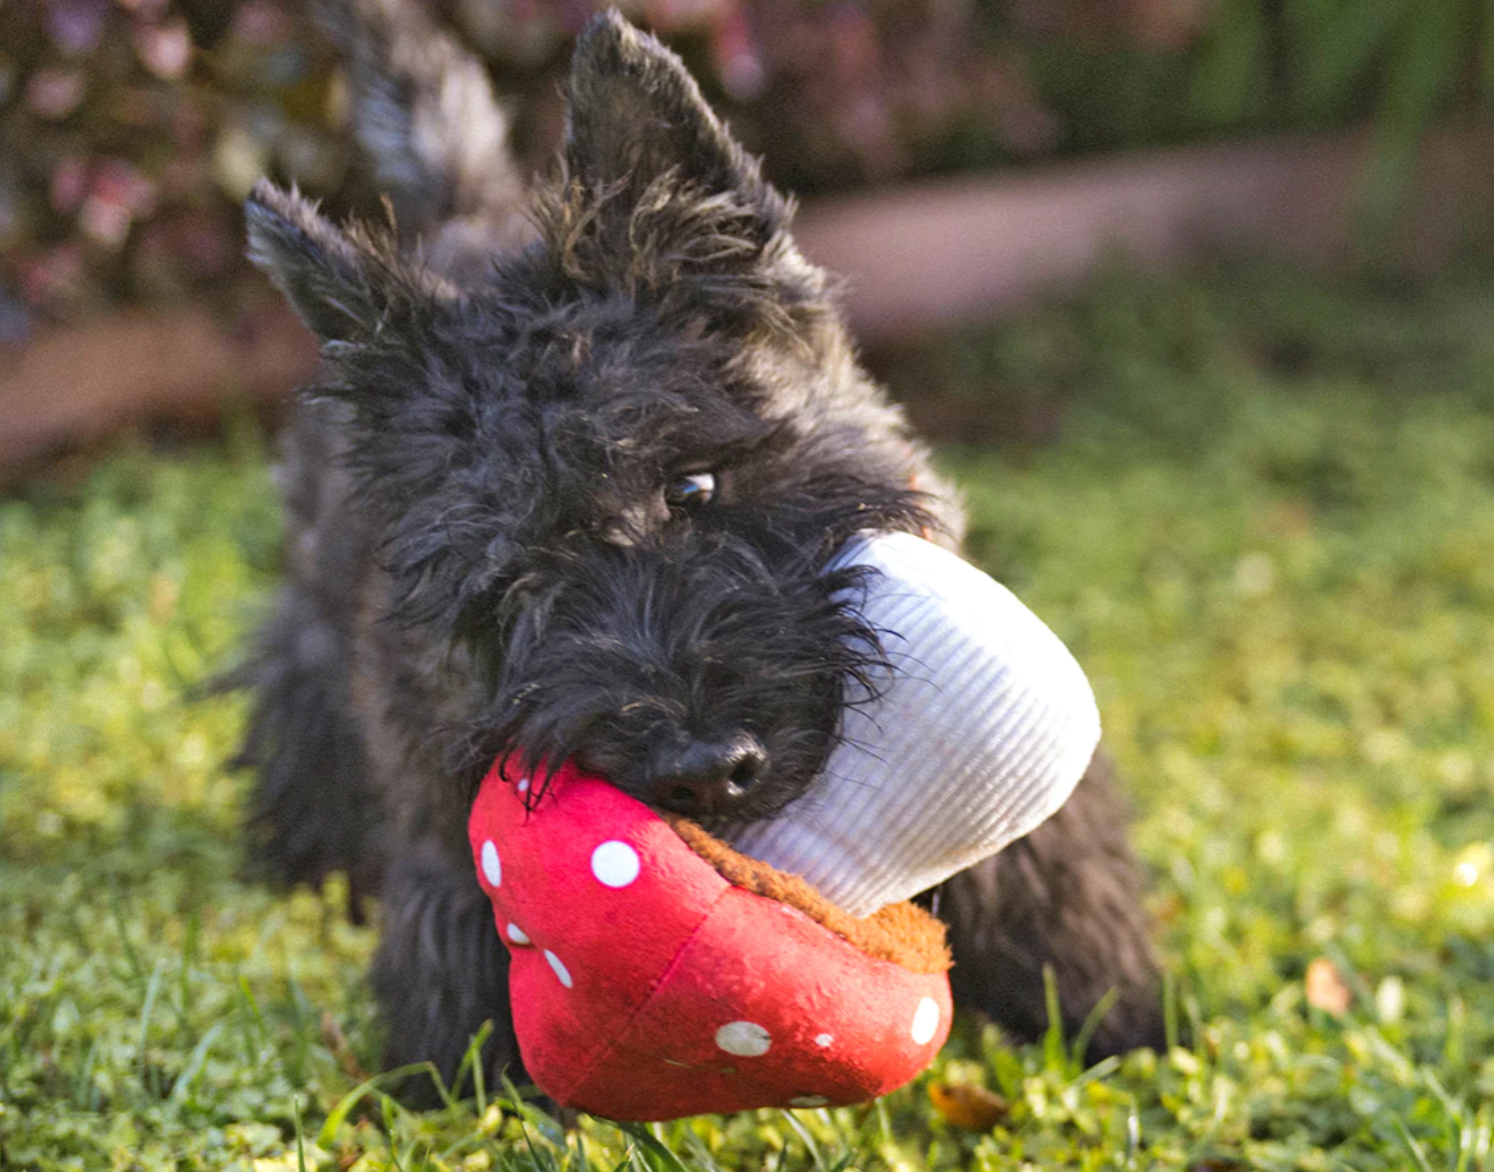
2 0 1493 338
11 5 1494 1166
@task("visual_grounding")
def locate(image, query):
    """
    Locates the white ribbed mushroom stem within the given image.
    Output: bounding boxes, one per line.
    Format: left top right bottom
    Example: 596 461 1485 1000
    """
724 531 1100 917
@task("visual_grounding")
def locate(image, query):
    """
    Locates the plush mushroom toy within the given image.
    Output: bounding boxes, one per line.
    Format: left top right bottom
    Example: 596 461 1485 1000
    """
467 532 1100 1120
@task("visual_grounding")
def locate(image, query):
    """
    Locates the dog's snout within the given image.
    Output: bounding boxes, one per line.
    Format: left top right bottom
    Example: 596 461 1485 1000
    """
649 734 767 817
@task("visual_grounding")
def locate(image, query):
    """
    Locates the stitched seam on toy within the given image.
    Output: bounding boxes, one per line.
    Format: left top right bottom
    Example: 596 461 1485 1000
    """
661 814 951 974
565 890 728 1092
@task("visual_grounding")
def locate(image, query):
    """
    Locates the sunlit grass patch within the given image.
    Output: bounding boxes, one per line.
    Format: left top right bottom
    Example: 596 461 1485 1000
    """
7 261 1494 1168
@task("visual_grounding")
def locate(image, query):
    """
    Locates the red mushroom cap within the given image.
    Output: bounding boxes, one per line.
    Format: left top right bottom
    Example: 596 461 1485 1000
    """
469 759 952 1121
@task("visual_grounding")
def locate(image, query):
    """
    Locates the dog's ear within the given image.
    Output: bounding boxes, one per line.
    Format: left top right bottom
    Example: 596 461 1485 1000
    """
246 179 438 342
553 11 841 340
565 10 783 227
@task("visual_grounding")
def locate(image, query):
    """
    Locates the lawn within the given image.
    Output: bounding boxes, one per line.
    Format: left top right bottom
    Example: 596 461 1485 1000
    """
5 259 1494 1170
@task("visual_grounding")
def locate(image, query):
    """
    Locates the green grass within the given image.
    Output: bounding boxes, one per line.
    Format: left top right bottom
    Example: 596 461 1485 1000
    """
7 259 1494 1169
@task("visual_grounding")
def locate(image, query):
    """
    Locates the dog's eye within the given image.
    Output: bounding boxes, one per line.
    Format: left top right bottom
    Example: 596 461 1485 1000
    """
665 471 717 510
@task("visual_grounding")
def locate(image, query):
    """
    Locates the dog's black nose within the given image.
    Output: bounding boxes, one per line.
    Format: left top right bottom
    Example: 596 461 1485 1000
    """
649 734 767 817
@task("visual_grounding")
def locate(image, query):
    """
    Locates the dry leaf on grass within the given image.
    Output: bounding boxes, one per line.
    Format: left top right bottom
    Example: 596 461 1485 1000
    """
320 1010 370 1082
1305 957 1352 1016
928 1080 1010 1130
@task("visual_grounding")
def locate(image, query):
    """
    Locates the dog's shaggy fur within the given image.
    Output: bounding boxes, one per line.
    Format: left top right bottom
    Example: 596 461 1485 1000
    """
237 0 1163 1098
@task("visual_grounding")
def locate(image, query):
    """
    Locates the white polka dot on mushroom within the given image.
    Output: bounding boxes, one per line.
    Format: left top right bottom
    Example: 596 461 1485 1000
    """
516 777 529 794
505 922 530 946
480 840 502 887
591 840 641 888
910 997 940 1045
715 1020 771 1057
814 1033 834 1048
544 949 573 989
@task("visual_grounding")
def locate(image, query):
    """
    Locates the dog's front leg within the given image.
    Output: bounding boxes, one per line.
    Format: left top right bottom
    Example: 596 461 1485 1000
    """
937 754 1165 1062
371 839 519 1104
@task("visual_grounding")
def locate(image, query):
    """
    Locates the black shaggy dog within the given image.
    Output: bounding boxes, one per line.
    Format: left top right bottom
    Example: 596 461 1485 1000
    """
237 0 1163 1098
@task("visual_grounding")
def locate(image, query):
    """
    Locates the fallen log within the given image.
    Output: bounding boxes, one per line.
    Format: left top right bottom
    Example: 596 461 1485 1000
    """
796 121 1494 340
4 121 1492 476
0 300 316 480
